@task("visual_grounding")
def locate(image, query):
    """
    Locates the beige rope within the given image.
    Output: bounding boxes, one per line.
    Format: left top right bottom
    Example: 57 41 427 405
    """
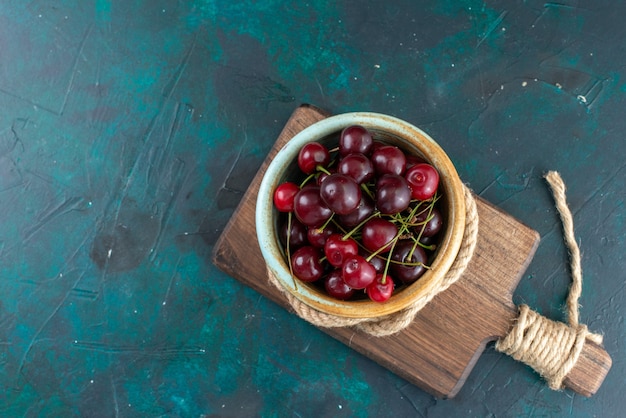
267 183 479 337
495 171 603 390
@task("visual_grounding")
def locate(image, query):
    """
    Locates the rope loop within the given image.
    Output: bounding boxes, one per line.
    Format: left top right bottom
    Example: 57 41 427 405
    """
495 171 603 390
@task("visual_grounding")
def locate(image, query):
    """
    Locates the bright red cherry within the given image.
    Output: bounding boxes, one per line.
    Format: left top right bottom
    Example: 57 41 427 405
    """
273 182 300 212
341 255 377 289
324 234 359 267
405 163 439 200
366 273 395 302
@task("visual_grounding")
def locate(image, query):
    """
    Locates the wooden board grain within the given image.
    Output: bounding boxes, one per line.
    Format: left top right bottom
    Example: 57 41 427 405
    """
212 104 610 398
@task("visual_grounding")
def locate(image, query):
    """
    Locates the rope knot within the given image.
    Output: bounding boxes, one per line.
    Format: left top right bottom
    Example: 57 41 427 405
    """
495 171 605 391
495 304 603 390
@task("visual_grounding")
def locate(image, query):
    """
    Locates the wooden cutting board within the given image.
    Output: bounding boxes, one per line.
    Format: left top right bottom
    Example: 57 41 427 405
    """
212 105 611 398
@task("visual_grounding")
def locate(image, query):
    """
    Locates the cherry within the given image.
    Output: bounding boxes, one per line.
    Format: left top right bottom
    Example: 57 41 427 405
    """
375 174 411 214
405 154 427 170
361 218 397 253
390 240 428 284
279 216 307 248
298 142 330 174
371 145 406 176
364 252 386 273
339 125 373 156
405 163 439 200
419 234 436 246
414 206 443 237
342 255 377 289
324 269 355 300
293 186 332 227
337 193 375 228
291 246 324 282
307 224 337 248
273 182 300 212
319 173 361 215
300 182 320 191
324 234 359 267
338 153 374 184
316 166 337 186
316 172 329 186
366 273 395 302
371 141 386 153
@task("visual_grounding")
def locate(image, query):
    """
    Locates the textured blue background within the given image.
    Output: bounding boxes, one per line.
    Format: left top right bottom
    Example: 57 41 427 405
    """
0 1 624 416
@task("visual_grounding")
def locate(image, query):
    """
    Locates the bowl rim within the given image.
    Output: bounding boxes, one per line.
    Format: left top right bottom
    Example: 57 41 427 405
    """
256 112 466 318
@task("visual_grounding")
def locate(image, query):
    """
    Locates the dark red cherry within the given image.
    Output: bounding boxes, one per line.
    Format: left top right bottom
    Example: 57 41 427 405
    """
338 153 374 184
291 246 324 282
371 145 406 176
413 206 443 237
361 218 397 253
279 216 307 248
390 240 428 284
375 174 411 214
324 269 355 300
339 125 373 156
363 251 386 273
298 142 330 174
337 193 375 228
405 154 427 170
319 174 361 215
307 224 337 248
293 186 333 227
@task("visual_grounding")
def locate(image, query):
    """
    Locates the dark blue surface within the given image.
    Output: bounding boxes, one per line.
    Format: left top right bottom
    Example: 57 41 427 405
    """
0 1 624 416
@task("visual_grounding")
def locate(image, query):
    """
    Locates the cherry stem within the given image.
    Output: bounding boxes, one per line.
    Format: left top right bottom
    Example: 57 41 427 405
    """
341 210 381 241
360 183 375 200
285 212 298 291
299 173 316 188
316 165 331 175
318 213 335 231
408 193 438 260
381 238 399 284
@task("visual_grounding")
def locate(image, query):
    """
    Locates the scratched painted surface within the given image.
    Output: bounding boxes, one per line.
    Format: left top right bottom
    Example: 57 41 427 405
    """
0 0 623 416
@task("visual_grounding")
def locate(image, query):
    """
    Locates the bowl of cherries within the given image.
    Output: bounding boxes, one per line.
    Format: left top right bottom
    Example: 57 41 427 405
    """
256 112 466 319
